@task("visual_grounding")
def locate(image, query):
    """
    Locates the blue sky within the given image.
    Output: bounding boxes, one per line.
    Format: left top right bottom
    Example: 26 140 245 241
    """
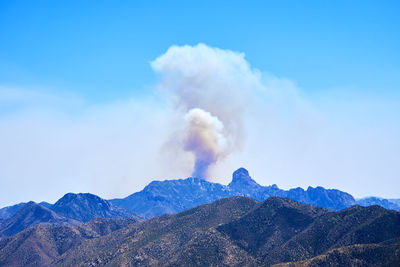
1 0 399 101
0 1 399 206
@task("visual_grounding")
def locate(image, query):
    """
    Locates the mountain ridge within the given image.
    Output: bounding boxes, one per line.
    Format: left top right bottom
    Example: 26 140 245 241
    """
55 196 400 266
1 196 399 266
0 201 76 238
50 192 134 222
1 168 398 228
0 193 136 238
109 168 356 218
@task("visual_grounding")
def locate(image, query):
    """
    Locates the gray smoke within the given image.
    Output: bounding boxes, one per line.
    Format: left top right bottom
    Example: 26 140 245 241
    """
183 108 227 178
151 44 258 179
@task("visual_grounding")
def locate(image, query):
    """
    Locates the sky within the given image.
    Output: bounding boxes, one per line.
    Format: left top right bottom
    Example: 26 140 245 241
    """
0 0 399 207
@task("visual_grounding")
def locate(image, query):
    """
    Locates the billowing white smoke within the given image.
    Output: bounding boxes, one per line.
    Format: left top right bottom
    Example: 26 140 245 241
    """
151 43 259 179
183 108 227 178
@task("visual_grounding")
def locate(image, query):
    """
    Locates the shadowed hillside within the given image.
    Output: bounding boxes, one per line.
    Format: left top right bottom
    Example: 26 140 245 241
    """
53 197 400 267
0 196 399 266
0 170 398 266
0 202 76 238
0 217 140 266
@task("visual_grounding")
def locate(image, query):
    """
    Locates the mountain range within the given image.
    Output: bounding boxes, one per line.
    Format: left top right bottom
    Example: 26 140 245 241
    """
1 168 399 228
0 168 399 266
0 192 136 238
1 196 399 266
109 168 357 218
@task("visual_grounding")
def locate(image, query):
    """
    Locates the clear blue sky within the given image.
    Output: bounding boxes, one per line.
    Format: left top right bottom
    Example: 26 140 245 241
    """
1 0 399 102
0 1 399 206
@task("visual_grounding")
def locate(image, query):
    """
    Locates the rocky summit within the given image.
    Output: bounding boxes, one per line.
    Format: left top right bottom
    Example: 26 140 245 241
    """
110 168 356 218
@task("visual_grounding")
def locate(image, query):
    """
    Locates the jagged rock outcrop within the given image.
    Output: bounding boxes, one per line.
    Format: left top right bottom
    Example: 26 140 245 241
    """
111 168 356 218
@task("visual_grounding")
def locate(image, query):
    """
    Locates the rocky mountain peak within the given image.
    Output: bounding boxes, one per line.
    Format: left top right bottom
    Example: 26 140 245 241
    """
51 193 132 222
229 168 259 188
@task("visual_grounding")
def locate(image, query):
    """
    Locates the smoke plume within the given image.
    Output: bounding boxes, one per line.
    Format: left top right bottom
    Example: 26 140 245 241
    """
151 44 258 179
183 108 227 178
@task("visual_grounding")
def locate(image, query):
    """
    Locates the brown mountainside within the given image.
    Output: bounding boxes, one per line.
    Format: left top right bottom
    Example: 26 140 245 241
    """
0 197 399 266
0 217 140 267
